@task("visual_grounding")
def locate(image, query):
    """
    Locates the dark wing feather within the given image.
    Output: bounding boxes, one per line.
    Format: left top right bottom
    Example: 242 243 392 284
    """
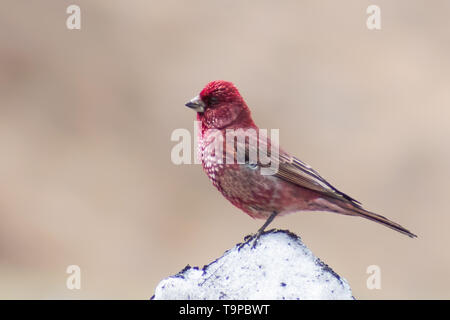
276 153 362 207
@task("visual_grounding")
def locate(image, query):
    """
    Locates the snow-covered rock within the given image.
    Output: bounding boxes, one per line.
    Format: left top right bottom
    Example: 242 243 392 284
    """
152 229 354 300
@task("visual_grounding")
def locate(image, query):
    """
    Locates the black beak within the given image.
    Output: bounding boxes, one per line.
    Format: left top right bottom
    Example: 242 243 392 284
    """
185 95 205 112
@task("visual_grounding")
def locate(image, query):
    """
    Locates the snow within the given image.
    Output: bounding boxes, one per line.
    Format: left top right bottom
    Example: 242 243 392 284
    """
152 229 354 300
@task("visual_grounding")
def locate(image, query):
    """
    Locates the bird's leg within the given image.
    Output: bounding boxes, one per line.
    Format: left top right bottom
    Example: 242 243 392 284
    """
252 211 279 248
239 211 279 250
256 211 278 236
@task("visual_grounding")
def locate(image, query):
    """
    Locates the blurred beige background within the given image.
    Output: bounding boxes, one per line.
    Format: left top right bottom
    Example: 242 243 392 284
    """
0 0 449 299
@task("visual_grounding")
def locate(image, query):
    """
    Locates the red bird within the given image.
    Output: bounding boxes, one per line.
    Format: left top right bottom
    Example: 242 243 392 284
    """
186 80 416 246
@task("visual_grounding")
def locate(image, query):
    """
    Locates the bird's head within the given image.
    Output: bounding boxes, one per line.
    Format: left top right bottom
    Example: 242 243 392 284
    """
185 80 255 129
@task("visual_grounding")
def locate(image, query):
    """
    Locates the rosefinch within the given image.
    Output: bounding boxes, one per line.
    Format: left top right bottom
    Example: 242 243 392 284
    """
186 80 416 246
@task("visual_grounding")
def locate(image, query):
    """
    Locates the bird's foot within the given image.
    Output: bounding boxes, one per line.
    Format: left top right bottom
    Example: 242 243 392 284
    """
238 234 254 250
238 232 262 250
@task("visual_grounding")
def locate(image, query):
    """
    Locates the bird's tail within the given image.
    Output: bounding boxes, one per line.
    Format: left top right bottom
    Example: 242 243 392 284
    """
345 205 417 238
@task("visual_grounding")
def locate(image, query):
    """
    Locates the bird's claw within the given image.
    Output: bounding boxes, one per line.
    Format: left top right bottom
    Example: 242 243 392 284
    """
251 236 260 249
238 233 261 251
238 234 254 250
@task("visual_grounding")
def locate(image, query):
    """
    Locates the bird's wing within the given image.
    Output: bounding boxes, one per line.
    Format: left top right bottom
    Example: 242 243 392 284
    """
224 132 362 207
275 152 362 206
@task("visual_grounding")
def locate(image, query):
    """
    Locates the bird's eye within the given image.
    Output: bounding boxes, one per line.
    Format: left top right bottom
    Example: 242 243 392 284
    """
209 96 218 104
